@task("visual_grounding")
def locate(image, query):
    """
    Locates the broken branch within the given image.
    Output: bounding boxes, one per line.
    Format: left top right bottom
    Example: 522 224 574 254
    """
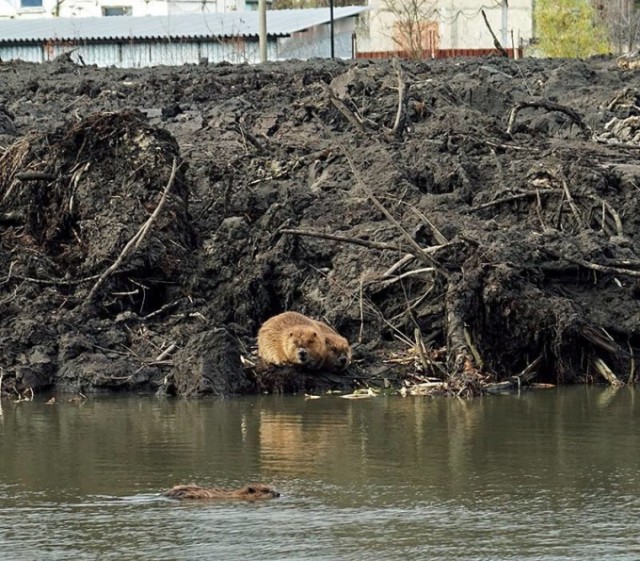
506 99 592 137
481 9 509 57
279 228 405 252
320 83 365 132
390 58 408 140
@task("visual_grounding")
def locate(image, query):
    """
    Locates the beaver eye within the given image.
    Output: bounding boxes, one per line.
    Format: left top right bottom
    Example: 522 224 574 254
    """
247 487 256 494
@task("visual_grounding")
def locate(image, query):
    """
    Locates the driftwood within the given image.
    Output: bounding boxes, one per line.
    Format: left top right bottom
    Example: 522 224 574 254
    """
592 357 623 387
485 355 542 393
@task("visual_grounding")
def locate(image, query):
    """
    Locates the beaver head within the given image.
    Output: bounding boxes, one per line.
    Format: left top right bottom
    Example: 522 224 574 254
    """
239 483 281 499
285 326 325 368
323 332 352 371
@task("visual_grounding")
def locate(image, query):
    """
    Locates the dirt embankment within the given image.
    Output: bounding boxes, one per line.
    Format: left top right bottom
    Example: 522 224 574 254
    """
1 55 640 398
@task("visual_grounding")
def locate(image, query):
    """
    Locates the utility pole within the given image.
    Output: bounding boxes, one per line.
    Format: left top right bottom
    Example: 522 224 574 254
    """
501 0 508 48
259 0 267 62
329 0 335 58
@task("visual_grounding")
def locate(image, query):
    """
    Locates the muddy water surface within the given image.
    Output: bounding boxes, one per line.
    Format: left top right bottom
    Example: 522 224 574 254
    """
0 388 639 560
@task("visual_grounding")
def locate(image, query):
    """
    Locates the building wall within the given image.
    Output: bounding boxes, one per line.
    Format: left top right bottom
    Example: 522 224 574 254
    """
357 0 533 54
276 18 356 60
0 0 253 19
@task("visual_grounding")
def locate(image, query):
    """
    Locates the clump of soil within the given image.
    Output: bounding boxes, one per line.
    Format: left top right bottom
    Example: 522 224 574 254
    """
1 55 639 398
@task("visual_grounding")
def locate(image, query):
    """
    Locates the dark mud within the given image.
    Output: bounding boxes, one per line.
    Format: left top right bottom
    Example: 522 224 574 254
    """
1 55 640 398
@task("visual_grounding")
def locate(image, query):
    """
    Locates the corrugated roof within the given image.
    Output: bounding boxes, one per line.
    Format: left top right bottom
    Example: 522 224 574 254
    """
0 6 368 43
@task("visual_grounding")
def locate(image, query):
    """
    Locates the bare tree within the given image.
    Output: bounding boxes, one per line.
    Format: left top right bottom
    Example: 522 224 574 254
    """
380 0 439 58
594 0 640 53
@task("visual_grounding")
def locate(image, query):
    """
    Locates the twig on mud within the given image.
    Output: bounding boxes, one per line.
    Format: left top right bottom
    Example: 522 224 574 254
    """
0 366 3 407
154 342 177 362
560 177 586 229
545 248 640 278
482 139 539 152
535 189 547 230
378 267 435 288
0 261 15 286
481 9 509 57
628 340 636 384
506 100 592 137
464 326 484 369
382 254 416 277
313 115 450 279
84 158 178 306
359 275 365 344
320 83 365 132
592 357 623 387
9 272 119 286
467 188 561 213
279 228 405 252
141 299 185 322
233 123 267 154
590 196 624 238
15 171 57 182
389 58 408 140
399 202 449 245
414 328 429 372
489 147 506 192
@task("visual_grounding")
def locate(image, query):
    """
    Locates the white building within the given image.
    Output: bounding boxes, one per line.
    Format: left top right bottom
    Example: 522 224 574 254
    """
356 0 533 57
0 7 366 65
0 0 267 19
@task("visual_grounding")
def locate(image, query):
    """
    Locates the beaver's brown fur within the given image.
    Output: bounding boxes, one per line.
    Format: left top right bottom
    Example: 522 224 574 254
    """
317 322 352 371
162 483 280 500
257 311 326 369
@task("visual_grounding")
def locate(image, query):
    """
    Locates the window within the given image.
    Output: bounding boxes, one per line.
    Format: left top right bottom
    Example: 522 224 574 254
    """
102 6 132 16
20 0 43 8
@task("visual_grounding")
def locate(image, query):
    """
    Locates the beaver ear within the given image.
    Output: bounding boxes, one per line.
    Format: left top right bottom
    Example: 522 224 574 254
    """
289 331 293 337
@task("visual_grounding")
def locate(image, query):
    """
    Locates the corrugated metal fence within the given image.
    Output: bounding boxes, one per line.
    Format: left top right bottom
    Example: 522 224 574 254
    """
0 38 279 66
356 48 523 59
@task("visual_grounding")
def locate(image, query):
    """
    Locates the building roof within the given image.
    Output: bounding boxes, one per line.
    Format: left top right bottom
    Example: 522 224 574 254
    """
0 6 368 43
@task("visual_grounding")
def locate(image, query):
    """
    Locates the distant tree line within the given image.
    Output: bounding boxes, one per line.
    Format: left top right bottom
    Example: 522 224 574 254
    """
535 0 639 57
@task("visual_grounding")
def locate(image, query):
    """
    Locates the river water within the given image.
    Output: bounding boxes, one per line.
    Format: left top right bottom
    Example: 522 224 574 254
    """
0 387 638 560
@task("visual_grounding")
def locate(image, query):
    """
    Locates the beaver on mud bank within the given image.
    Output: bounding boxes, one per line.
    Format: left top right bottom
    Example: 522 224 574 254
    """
257 312 328 369
1 56 640 399
257 311 352 372
162 483 280 501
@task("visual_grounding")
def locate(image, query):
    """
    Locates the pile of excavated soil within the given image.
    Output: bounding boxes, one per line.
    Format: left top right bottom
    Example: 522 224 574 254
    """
1 54 639 398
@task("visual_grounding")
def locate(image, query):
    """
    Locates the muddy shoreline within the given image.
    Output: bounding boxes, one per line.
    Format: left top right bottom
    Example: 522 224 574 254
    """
1 55 639 398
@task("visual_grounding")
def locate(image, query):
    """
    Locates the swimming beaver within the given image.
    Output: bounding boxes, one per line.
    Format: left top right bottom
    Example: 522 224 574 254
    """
162 483 280 500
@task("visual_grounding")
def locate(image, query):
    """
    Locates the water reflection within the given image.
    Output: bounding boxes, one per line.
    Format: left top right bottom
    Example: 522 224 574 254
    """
0 387 639 560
